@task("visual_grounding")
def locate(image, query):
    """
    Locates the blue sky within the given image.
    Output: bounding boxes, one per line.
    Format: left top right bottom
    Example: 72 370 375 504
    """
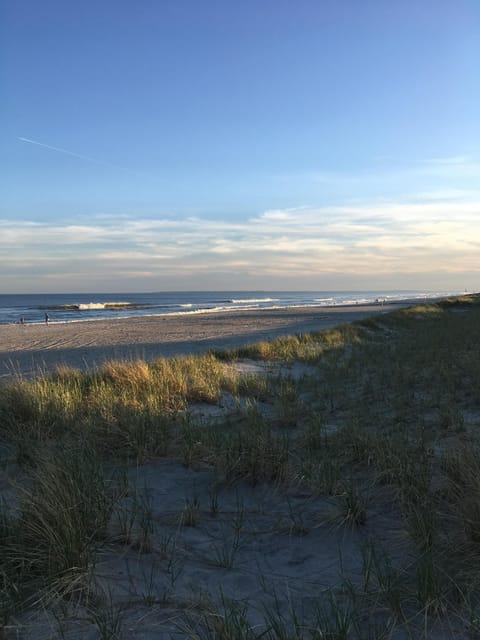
1 0 479 293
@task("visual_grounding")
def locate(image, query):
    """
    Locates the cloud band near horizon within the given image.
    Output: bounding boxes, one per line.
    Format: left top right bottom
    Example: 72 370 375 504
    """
1 196 479 292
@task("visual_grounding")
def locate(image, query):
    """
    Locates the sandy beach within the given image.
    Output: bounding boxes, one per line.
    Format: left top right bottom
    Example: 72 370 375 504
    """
0 303 396 380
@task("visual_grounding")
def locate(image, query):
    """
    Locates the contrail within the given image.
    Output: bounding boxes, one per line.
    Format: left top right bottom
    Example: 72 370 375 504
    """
17 136 126 170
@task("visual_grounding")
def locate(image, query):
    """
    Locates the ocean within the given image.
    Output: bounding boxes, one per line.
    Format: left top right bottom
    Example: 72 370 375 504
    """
0 289 465 325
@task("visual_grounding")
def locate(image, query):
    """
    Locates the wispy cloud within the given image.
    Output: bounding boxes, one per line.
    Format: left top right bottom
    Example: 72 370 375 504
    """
283 156 480 197
428 156 471 166
421 156 480 180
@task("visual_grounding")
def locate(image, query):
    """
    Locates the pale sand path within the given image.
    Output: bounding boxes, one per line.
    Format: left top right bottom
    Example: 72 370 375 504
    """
0 304 400 380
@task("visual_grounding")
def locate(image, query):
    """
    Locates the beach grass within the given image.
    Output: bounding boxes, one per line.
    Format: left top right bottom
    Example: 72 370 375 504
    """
1 293 480 638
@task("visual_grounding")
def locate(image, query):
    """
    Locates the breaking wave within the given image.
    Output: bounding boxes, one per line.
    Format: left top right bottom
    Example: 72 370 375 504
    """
229 297 279 304
47 302 137 311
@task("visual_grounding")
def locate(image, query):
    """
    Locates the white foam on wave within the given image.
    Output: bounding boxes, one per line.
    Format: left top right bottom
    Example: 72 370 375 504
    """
230 297 280 304
77 302 133 310
314 297 371 306
312 293 443 307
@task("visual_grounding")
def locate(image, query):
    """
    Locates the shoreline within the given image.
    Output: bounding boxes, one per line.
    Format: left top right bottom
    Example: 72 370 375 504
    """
1 298 410 327
0 302 408 380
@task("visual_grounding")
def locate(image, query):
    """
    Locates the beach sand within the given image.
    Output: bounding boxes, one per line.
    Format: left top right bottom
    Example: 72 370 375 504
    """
0 304 396 380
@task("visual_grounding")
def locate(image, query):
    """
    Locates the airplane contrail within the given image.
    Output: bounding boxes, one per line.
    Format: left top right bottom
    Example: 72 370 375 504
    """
17 136 126 169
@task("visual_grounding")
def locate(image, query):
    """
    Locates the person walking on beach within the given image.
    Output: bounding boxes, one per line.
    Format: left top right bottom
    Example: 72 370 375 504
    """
45 313 49 325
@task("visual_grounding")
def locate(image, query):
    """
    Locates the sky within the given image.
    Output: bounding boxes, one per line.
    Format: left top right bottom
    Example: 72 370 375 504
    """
1 0 479 293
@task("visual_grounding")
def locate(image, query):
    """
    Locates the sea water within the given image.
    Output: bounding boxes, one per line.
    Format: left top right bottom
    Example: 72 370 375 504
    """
0 289 465 325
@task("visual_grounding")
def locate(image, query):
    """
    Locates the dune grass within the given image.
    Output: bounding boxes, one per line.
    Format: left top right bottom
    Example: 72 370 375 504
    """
1 293 480 638
217 321 365 363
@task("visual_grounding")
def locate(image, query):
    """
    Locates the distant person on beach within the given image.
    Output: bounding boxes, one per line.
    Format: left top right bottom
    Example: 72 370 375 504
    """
45 313 49 325
19 317 25 325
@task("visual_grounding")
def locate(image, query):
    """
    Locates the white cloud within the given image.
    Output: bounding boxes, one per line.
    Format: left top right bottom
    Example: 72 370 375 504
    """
1 193 480 291
259 209 297 221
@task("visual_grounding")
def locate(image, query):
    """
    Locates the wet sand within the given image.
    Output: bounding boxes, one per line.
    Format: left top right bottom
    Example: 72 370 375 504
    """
0 304 399 380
